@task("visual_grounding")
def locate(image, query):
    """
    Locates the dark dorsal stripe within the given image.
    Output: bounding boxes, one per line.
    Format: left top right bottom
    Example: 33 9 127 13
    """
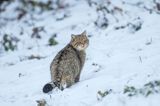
69 44 82 69
54 44 82 87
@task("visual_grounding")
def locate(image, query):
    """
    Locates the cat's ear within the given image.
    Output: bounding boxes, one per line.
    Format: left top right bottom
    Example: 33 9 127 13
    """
71 34 76 39
81 30 87 36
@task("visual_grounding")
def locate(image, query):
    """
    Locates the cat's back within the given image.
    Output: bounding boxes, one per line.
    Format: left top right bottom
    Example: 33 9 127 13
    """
50 44 81 79
51 44 80 66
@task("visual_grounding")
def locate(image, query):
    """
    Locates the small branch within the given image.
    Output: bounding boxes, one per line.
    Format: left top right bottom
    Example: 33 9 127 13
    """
139 56 142 63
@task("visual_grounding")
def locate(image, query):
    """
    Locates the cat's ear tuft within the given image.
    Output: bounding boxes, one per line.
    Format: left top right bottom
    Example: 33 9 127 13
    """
81 30 87 35
71 34 76 39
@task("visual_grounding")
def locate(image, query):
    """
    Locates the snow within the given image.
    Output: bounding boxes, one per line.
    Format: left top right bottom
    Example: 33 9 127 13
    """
0 0 160 106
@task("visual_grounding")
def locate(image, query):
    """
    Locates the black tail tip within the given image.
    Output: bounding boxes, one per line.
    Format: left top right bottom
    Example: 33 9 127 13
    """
43 83 53 93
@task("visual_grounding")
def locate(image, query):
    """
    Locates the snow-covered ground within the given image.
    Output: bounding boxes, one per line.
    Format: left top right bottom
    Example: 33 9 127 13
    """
0 0 160 106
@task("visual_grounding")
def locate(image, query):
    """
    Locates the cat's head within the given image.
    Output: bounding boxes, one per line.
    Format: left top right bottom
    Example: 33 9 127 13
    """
70 31 89 51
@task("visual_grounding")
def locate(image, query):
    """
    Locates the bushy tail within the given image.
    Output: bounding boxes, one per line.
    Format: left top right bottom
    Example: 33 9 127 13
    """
43 82 56 93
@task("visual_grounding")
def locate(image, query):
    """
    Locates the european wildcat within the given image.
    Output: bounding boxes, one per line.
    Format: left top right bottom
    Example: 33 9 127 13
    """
43 31 89 93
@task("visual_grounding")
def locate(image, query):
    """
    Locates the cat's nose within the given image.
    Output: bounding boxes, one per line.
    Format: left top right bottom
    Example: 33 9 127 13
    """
81 44 85 47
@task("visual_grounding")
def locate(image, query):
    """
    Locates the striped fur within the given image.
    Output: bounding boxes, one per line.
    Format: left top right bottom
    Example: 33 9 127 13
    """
43 31 89 93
